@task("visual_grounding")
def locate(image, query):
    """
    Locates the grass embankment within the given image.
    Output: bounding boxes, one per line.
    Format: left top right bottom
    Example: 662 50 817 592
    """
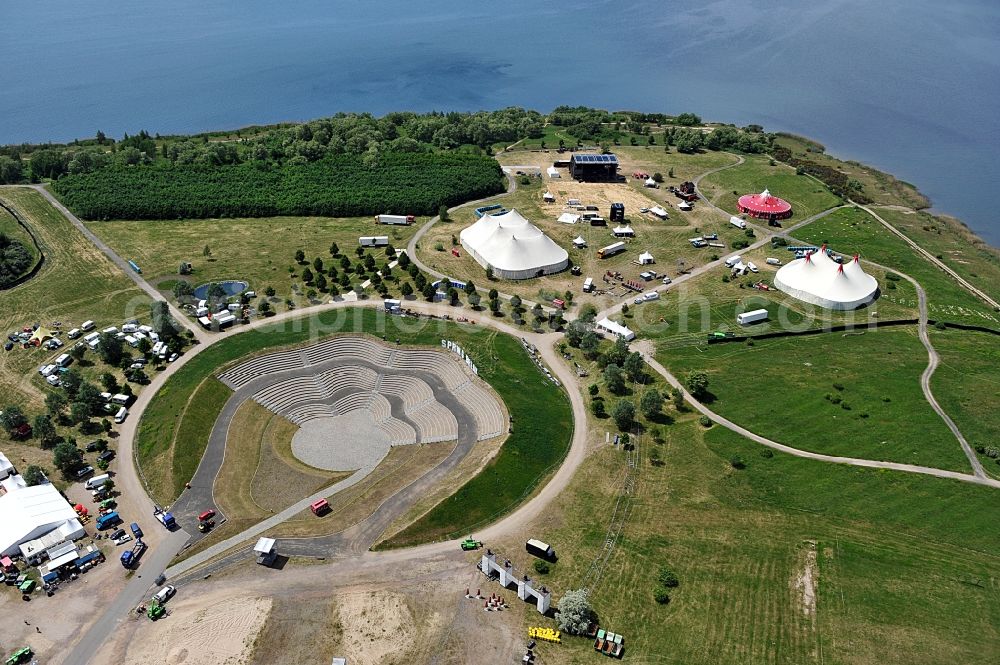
796 207 999 326
658 328 970 471
522 419 1000 665
928 329 1000 477
137 308 572 541
872 206 1000 305
88 215 419 306
698 153 843 221
0 202 41 274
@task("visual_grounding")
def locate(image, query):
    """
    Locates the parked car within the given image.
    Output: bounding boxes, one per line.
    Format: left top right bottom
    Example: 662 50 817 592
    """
97 450 116 463
168 352 179 362
74 465 94 479
3 342 12 351
113 534 132 546
153 585 176 603
86 440 108 453
109 528 126 540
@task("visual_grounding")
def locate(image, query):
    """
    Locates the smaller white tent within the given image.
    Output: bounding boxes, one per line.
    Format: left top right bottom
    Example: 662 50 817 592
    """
573 236 587 248
649 206 669 219
678 201 692 211
543 191 555 203
546 166 561 179
612 225 635 237
557 213 581 224
638 251 655 265
596 318 635 341
644 178 658 188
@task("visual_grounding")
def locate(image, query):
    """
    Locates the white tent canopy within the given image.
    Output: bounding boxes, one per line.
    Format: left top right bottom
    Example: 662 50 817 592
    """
638 251 655 264
774 247 879 310
460 209 569 280
613 225 635 237
543 191 555 202
573 236 587 248
557 213 580 224
649 206 669 219
644 178 657 187
596 318 635 341
546 166 560 178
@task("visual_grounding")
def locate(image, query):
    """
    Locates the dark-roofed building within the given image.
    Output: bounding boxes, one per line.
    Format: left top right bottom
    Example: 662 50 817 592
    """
569 153 619 181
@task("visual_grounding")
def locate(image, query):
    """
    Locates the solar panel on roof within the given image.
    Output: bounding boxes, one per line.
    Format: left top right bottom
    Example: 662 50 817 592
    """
573 154 618 163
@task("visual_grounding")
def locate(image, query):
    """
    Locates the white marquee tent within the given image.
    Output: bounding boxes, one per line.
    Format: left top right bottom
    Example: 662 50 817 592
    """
460 209 569 280
638 251 655 265
774 247 879 310
573 236 587 248
557 213 581 224
0 481 85 556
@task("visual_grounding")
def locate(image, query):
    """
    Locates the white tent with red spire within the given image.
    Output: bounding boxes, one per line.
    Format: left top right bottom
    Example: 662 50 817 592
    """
773 246 879 309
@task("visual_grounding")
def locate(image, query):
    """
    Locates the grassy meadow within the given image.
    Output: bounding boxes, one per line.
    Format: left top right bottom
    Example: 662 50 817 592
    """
656 327 971 471
514 419 1000 665
87 215 420 306
698 153 844 221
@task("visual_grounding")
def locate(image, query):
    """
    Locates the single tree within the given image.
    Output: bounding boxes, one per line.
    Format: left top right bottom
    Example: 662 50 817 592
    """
70 401 92 425
612 400 636 431
301 267 313 283
686 371 710 399
203 245 212 258
329 241 340 257
468 292 482 309
640 389 663 420
33 414 58 446
23 465 47 486
295 249 306 263
671 387 684 411
603 364 626 395
485 266 494 280
45 392 67 418
463 280 477 295
580 331 600 358
264 285 276 298
60 369 83 397
422 283 437 301
258 301 272 315
69 344 86 362
315 274 328 292
52 441 84 478
510 295 522 311
98 332 124 366
313 256 324 272
556 589 597 635
624 352 645 383
401 282 414 298
488 288 499 301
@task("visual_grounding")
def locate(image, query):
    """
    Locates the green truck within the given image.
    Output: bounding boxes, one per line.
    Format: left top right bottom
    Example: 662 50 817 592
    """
5 646 32 665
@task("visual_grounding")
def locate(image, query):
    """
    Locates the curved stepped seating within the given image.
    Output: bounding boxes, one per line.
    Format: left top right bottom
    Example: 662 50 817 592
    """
380 374 435 411
218 349 305 389
284 403 337 425
253 377 327 413
332 392 371 415
319 365 378 395
407 401 459 444
391 350 470 390
454 383 506 440
303 336 393 366
367 393 393 423
378 418 417 446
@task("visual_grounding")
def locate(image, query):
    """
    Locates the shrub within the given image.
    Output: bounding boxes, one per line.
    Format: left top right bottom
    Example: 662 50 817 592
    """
832 382 845 391
588 384 600 396
533 560 550 575
730 455 746 469
759 449 774 459
658 567 679 588
654 588 671 604
698 415 712 428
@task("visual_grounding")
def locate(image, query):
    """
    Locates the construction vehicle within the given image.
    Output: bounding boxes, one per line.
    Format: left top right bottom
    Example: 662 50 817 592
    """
147 600 166 620
197 519 215 533
5 647 32 665
460 537 482 551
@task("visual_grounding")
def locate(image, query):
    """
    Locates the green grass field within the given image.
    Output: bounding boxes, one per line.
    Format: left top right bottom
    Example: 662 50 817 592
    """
928 329 1000 476
795 207 999 327
0 202 41 269
137 307 573 541
656 327 971 471
698 154 844 221
520 420 1000 665
87 215 419 305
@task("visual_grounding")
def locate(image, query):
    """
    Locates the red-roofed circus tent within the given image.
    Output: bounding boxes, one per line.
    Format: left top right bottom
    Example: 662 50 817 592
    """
737 188 793 220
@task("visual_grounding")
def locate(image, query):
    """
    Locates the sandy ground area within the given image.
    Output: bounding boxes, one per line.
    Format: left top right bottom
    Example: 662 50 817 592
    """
91 592 272 665
87 549 528 665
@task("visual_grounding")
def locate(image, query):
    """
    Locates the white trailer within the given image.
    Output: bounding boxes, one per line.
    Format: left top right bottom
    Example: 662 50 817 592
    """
67 328 82 339
766 257 782 266
730 216 747 229
375 214 415 225
582 277 594 293
598 242 627 259
81 320 95 332
358 236 390 247
737 308 769 325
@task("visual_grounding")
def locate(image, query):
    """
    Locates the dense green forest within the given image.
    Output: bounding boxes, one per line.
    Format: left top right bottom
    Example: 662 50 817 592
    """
52 153 505 220
0 233 34 287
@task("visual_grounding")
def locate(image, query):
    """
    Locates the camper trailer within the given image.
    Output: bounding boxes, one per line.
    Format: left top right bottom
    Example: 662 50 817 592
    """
358 236 390 247
598 242 626 259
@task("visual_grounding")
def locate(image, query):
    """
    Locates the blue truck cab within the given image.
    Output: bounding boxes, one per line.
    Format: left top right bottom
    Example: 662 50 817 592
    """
96 511 121 530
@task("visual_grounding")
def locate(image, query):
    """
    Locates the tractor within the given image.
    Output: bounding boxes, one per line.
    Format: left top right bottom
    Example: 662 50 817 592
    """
460 537 483 551
147 600 166 620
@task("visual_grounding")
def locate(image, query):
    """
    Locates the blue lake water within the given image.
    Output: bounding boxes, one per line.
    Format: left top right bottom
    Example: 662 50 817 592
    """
3 0 998 243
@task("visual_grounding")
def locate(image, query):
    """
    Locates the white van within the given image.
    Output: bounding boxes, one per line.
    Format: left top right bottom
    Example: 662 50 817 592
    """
85 474 110 490
67 328 82 340
114 407 128 424
55 353 72 367
80 320 95 332
582 277 594 293
122 323 138 334
111 394 130 406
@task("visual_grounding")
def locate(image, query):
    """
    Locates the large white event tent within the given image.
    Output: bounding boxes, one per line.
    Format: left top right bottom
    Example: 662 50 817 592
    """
459 209 569 280
773 246 879 310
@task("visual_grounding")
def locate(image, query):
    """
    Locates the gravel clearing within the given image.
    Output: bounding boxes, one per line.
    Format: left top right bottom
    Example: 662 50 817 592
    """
292 410 392 471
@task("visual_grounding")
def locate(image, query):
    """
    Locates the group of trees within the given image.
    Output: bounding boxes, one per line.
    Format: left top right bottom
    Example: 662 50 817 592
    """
0 232 34 287
53 153 506 220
